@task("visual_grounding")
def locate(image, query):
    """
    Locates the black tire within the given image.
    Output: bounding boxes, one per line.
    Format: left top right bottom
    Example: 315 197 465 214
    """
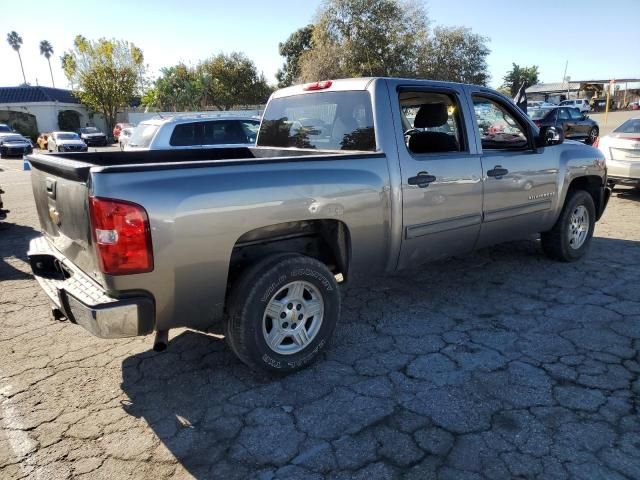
225 253 340 373
541 189 596 262
586 126 599 145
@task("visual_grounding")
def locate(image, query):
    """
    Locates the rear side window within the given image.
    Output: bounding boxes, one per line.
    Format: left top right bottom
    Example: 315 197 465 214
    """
170 122 201 146
399 90 466 154
129 124 159 148
258 91 375 151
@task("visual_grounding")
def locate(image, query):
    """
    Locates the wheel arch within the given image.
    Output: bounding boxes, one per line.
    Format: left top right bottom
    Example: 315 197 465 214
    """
567 175 605 220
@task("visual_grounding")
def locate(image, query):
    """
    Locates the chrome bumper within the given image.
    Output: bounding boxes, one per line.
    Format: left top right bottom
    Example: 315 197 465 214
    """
27 236 155 338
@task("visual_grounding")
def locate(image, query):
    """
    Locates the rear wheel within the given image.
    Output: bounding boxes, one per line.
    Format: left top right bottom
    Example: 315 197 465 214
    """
225 253 340 373
541 190 595 261
586 126 599 145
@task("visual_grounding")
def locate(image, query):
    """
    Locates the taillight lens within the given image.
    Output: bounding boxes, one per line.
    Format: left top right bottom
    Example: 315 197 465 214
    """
89 197 153 275
533 120 542 127
592 137 599 147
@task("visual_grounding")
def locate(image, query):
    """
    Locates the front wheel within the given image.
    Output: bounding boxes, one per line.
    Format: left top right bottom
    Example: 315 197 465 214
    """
541 190 596 261
586 126 599 145
225 253 340 373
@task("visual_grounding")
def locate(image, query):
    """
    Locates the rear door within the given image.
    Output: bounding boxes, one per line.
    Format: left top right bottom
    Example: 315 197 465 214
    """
393 85 484 269
469 92 560 248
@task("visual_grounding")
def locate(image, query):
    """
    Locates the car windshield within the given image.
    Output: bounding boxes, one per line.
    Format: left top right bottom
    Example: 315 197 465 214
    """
128 124 159 147
529 108 552 120
56 133 79 140
80 127 100 133
613 119 640 134
2 134 26 142
0 125 11 132
258 91 376 151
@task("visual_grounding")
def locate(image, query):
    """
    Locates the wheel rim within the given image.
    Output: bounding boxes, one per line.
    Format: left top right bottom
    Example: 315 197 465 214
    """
568 205 589 249
262 280 324 355
589 128 598 142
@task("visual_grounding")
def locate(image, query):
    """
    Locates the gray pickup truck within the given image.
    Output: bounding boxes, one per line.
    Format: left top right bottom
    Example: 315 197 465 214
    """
27 77 610 373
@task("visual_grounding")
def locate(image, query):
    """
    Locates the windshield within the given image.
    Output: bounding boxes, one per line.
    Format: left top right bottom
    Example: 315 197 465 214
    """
2 134 27 142
80 127 100 134
128 124 159 148
613 119 640 134
258 91 376 151
56 133 79 140
529 108 552 120
0 125 11 132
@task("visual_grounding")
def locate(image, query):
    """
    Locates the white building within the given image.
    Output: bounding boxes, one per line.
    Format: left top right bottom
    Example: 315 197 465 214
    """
0 86 106 138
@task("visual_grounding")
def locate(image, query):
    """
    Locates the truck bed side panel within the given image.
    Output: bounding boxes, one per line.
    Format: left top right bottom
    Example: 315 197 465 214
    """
90 155 391 331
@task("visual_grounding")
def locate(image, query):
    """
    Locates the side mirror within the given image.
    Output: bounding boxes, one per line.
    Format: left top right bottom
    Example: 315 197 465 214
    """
536 126 564 147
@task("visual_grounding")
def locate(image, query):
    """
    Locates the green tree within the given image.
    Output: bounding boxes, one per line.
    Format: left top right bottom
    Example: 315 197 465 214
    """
199 53 272 110
299 0 429 81
61 37 145 134
276 25 314 87
502 63 540 97
152 64 202 111
7 31 27 84
39 40 55 87
419 26 490 85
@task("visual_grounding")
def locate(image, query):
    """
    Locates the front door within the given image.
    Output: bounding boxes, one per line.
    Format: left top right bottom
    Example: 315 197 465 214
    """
394 86 484 269
470 93 560 248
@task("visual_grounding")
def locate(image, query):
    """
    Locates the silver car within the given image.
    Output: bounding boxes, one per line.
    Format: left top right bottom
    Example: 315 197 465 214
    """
125 114 260 151
597 117 640 187
47 131 88 153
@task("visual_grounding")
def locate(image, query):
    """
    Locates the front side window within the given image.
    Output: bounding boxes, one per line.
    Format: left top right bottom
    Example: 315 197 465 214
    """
258 91 375 151
399 91 465 154
202 120 250 145
557 108 571 121
472 96 528 149
240 120 260 143
568 108 583 120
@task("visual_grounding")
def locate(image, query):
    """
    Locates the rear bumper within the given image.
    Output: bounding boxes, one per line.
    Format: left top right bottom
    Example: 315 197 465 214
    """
27 236 155 338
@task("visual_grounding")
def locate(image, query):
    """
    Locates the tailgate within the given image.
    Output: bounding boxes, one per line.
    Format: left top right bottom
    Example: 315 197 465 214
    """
29 157 99 279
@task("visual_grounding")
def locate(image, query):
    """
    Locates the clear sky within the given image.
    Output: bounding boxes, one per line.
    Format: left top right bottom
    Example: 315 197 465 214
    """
1 0 638 90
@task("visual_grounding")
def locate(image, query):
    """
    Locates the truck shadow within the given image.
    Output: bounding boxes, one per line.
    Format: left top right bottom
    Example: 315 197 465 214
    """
613 186 640 202
119 235 640 479
0 222 39 281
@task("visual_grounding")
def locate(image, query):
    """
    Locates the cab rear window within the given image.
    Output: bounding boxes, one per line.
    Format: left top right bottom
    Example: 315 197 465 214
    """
258 91 376 151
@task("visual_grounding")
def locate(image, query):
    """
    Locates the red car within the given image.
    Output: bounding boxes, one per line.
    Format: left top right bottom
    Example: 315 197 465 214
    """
113 122 133 140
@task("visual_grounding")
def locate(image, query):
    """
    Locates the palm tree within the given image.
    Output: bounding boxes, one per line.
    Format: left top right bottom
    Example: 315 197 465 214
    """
39 40 55 87
7 31 26 84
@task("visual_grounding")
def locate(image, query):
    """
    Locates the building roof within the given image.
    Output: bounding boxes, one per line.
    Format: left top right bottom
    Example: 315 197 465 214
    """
526 82 581 94
0 86 80 105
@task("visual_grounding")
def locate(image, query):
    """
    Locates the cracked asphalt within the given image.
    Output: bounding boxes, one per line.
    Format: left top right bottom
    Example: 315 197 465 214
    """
1 157 640 479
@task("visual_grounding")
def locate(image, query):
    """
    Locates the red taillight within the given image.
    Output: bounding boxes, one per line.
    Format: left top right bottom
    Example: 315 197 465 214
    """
89 197 153 275
303 80 333 91
533 120 542 127
592 137 599 147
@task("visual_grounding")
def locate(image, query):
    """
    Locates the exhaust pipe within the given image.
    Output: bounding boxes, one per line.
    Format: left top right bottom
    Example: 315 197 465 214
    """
153 330 169 352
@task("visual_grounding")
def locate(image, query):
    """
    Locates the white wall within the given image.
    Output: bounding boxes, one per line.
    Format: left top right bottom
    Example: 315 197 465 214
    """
0 102 107 133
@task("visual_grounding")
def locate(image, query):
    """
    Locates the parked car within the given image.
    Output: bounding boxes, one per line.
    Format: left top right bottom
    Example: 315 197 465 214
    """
117 127 134 150
113 122 133 140
559 99 591 113
26 77 610 373
124 115 260 151
595 118 640 188
530 106 599 144
628 102 640 111
0 133 33 158
528 101 555 109
0 123 12 133
37 133 51 150
78 127 108 147
46 131 88 153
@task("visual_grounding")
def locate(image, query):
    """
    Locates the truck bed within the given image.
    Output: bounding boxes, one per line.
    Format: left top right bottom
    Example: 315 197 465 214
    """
27 147 381 182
